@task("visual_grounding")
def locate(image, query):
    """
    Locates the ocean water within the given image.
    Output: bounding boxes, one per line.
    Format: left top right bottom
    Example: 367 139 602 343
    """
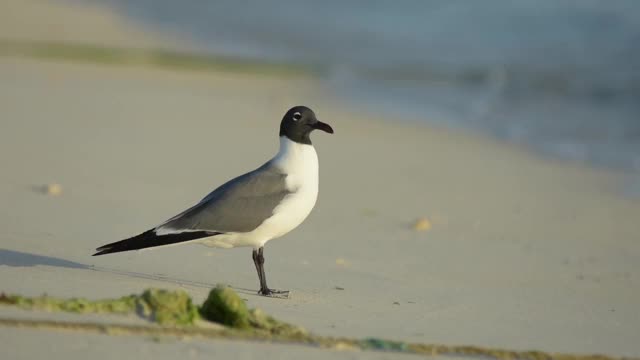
98 0 640 172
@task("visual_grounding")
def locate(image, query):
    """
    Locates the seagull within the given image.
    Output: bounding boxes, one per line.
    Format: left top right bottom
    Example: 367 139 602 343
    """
93 106 333 297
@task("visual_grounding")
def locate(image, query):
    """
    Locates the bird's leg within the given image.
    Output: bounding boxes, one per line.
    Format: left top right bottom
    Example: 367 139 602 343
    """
252 249 264 290
256 247 270 294
255 247 289 297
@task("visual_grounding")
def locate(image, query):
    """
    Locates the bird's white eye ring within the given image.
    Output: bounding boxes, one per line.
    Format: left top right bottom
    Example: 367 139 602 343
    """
292 112 302 121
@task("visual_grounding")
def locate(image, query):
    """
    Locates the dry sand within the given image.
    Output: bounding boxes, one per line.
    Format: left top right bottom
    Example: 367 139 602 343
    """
1 0 639 359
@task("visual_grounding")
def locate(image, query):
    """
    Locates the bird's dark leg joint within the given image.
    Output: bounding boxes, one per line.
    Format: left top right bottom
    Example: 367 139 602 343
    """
257 247 265 265
257 247 269 294
252 249 264 288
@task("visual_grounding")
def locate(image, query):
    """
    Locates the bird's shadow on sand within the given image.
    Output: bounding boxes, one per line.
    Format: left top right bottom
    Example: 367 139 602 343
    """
0 248 258 296
0 249 87 269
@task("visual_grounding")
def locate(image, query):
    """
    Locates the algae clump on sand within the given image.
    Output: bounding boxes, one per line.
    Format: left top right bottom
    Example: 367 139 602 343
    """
0 286 306 336
0 288 199 326
199 285 307 338
199 285 250 328
248 308 308 339
1 287 615 360
138 289 199 326
0 293 138 316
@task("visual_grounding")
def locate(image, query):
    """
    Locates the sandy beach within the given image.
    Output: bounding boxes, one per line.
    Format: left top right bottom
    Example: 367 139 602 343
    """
1 1 639 359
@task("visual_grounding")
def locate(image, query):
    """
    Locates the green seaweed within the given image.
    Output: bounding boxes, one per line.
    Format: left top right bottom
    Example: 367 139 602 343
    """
138 289 199 326
0 290 630 360
361 337 409 352
248 308 308 339
197 285 308 338
0 286 303 334
199 285 250 329
0 292 137 315
0 289 198 326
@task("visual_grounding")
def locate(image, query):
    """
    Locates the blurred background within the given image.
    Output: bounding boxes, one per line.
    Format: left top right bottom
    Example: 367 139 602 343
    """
2 1 640 357
98 0 640 172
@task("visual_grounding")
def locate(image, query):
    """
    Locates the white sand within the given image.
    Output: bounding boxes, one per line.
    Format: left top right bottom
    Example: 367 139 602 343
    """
1 1 639 359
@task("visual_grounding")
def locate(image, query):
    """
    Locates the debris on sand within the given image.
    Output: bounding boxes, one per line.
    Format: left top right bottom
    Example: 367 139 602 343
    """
412 217 432 231
46 183 63 196
32 183 63 196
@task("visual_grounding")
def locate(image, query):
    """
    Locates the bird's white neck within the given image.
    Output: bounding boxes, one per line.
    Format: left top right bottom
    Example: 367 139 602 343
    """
272 136 319 178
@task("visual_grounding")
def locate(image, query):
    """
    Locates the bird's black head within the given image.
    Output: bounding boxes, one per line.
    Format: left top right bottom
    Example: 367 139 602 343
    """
279 106 333 145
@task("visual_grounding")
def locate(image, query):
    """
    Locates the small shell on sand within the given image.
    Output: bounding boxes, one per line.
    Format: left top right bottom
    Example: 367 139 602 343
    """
412 217 432 231
335 258 348 266
332 341 359 351
45 183 63 196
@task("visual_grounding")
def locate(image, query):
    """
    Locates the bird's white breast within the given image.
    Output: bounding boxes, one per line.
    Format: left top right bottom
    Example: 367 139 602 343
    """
201 137 319 249
261 137 319 238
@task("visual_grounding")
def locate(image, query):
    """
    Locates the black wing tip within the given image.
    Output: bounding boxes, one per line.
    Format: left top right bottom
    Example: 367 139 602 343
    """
92 229 219 257
91 229 155 257
92 244 120 256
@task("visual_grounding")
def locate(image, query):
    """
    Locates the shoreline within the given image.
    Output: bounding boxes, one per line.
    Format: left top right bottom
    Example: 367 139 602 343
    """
0 39 636 187
3 1 638 181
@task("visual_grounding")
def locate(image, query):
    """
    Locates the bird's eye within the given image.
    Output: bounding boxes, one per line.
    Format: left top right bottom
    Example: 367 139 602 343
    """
292 112 302 121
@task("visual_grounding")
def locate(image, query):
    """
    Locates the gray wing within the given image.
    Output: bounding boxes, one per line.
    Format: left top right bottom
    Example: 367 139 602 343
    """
158 162 291 233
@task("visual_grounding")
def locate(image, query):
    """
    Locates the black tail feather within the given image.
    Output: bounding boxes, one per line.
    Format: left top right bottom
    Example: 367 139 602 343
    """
93 229 219 256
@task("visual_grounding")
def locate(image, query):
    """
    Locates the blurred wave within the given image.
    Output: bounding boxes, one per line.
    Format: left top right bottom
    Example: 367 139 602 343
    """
96 0 640 170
